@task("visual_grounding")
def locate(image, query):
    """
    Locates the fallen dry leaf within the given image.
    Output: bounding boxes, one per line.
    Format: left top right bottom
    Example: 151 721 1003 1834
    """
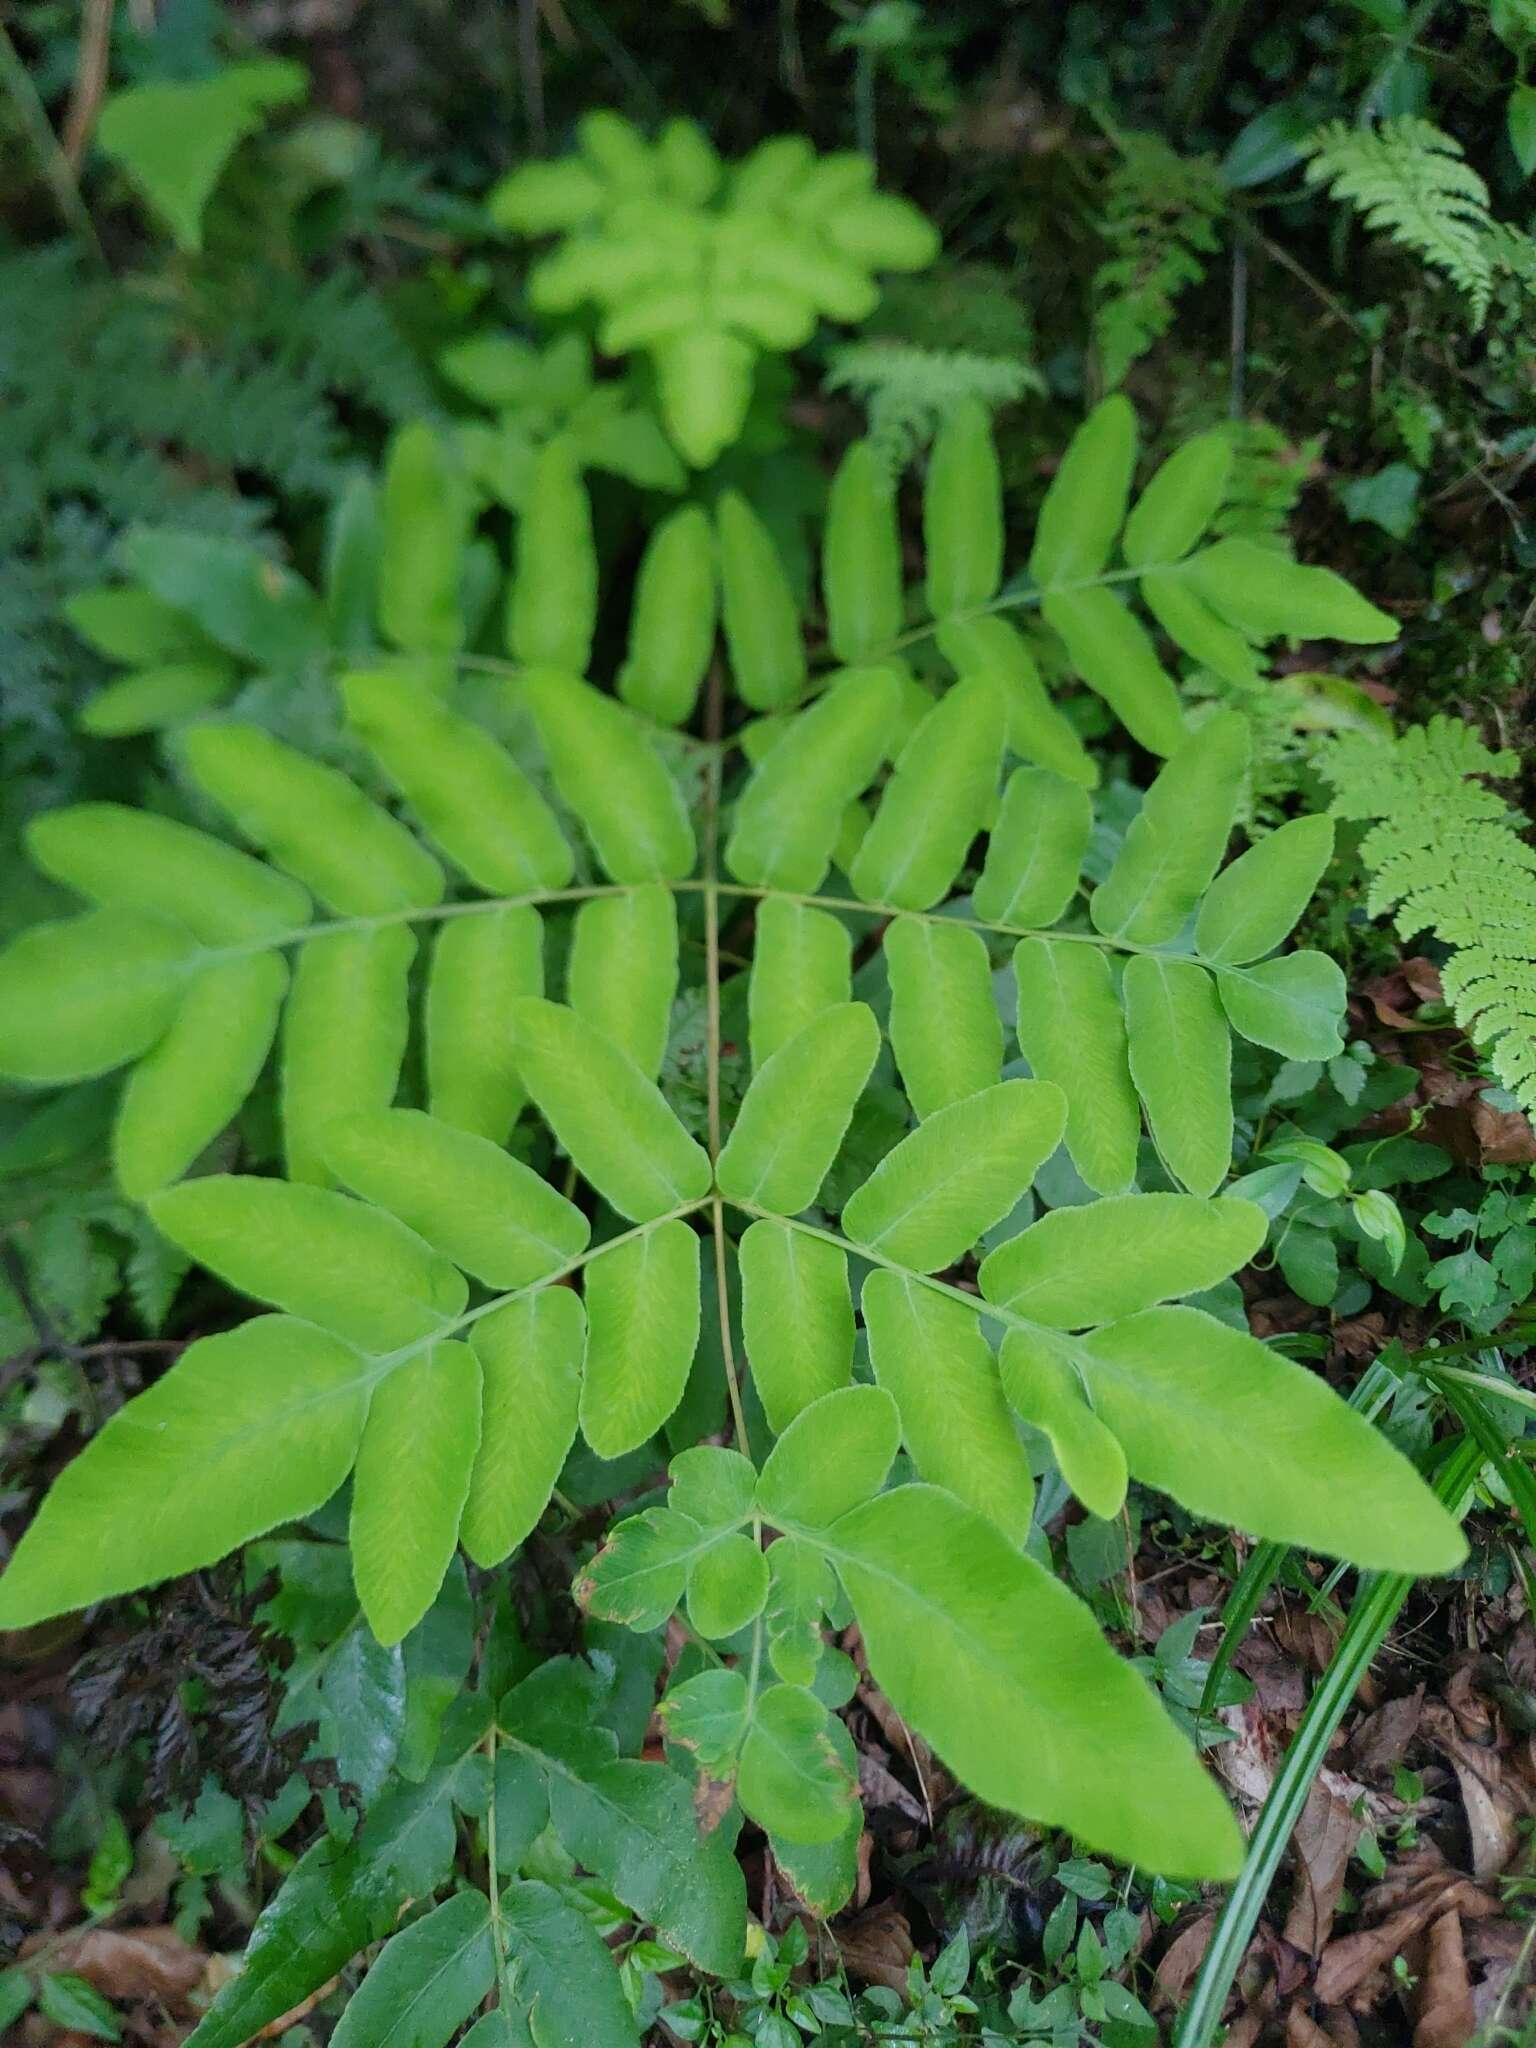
19 1924 205 2006
1471 1093 1536 1165
1285 1778 1362 1958
833 1901 914 1992
1285 2006 1337 2048
1315 1873 1497 2006
1152 1913 1216 2012
1414 1910 1475 2048
1350 1688 1425 1776
1422 1700 1524 1881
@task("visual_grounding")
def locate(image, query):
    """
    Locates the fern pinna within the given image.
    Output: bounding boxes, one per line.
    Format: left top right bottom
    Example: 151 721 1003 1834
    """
0 385 1463 2039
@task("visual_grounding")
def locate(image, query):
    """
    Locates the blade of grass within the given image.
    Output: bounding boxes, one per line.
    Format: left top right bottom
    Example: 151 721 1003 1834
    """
1174 1431 1482 2048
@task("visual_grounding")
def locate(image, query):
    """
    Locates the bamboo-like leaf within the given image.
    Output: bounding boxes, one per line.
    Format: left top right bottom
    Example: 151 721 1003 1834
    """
747 898 852 1068
1184 538 1398 644
923 398 1002 616
1217 953 1346 1059
1073 1306 1468 1571
26 803 310 945
1028 394 1136 586
581 1220 702 1458
1140 573 1260 684
521 668 695 883
618 503 717 725
462 1289 583 1568
323 1107 590 1290
884 917 1002 1119
0 910 199 1085
351 1342 482 1644
1091 712 1249 944
935 616 1096 786
0 1318 369 1629
973 768 1092 928
282 928 414 1185
725 665 900 891
344 669 573 894
739 1219 854 1432
997 1330 1128 1520
182 723 444 914
843 1080 1065 1272
114 953 287 1199
568 885 678 1080
425 908 544 1144
980 1193 1265 1326
716 490 806 711
508 998 712 1222
1195 815 1335 965
717 1003 880 1214
849 674 1005 910
1013 939 1139 1195
862 1271 1035 1543
1122 429 1232 568
507 435 597 672
1123 955 1232 1197
1040 588 1187 757
149 1173 467 1351
377 421 470 656
756 1384 901 1530
824 439 902 663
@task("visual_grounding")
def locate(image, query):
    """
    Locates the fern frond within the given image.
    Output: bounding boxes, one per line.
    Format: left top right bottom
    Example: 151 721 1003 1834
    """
1321 717 1536 1115
1092 133 1226 388
1301 117 1496 323
824 341 1040 472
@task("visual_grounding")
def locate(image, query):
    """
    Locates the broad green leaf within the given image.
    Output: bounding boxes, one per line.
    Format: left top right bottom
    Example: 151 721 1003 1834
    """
520 668 695 882
849 674 1005 911
1123 955 1232 1197
119 527 328 668
324 1108 589 1289
1090 713 1249 943
618 504 717 725
543 1759 746 1976
716 489 806 711
182 723 444 914
578 1507 714 1629
1040 588 1187 757
998 1331 1128 1520
935 616 1097 786
352 1342 481 1645
580 1220 702 1457
687 1532 770 1638
0 909 197 1084
739 1218 854 1431
1074 1306 1468 1572
923 398 1003 615
756 1383 901 1530
717 1003 880 1214
181 1837 395 2048
824 440 902 663
463 1289 584 1566
499 1880 641 2048
663 1448 752 1534
426 908 544 1143
738 1684 859 1844
1217 953 1346 1059
377 423 469 655
292 1622 405 1802
660 1667 750 1769
1013 939 1139 1195
980 1193 1266 1326
973 768 1092 929
507 437 597 673
26 803 310 945
149 1174 466 1352
508 998 711 1221
282 927 415 1185
329 1888 494 2048
96 60 306 251
1195 815 1335 965
568 885 678 1079
884 917 1002 1119
0 1318 368 1629
345 669 573 894
748 897 852 1068
763 1538 836 1686
114 952 287 1199
768 1711 861 1915
819 1485 1243 1876
1140 573 1260 684
1184 538 1398 644
725 665 900 891
1122 430 1232 568
78 660 234 735
862 1271 1035 1544
326 469 383 658
843 1080 1066 1273
64 583 212 664
1028 395 1136 586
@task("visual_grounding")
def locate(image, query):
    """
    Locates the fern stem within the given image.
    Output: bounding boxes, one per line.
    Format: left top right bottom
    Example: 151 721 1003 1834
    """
482 1723 513 2005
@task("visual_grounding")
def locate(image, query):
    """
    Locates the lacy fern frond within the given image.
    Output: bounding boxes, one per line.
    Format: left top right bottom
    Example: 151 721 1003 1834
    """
1322 717 1536 1115
1301 117 1497 323
824 341 1040 471
1092 132 1226 388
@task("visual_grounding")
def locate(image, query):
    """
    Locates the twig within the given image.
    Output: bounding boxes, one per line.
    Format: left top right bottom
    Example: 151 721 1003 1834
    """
62 0 114 169
0 19 106 262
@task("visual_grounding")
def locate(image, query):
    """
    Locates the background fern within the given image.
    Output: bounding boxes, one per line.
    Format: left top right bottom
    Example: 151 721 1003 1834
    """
1092 130 1226 388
